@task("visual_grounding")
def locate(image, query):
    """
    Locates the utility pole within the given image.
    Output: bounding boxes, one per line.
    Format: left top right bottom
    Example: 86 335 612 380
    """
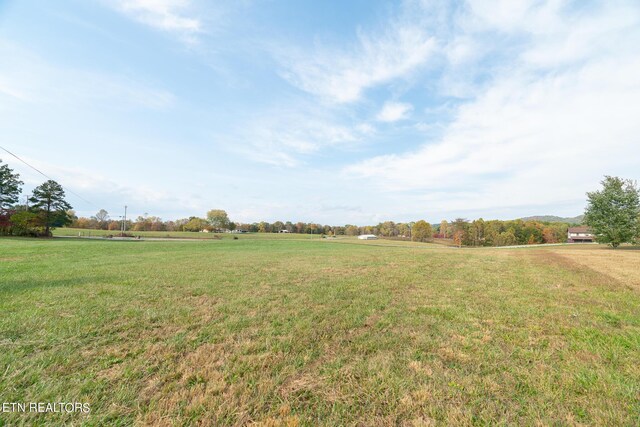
121 205 128 235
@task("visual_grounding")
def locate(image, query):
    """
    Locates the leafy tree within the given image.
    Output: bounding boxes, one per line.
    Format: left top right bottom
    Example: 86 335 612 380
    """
439 220 449 238
28 180 72 236
378 221 397 237
183 217 208 232
411 220 433 242
495 230 517 246
0 159 23 212
345 225 359 236
451 218 470 246
9 211 44 236
584 176 640 248
207 209 230 230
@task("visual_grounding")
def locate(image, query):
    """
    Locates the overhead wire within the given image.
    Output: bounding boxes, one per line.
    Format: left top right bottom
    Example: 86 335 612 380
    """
0 145 98 208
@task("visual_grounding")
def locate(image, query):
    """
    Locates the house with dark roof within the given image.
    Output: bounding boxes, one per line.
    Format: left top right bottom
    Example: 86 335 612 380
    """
567 226 594 243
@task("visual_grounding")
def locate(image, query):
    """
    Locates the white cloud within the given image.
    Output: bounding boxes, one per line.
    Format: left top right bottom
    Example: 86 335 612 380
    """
221 100 375 167
345 1 640 216
277 11 437 103
376 101 413 122
109 0 201 43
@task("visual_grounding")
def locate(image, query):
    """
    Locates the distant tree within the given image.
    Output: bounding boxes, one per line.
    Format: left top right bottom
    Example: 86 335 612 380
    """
522 221 543 245
183 217 208 232
0 159 23 212
345 225 360 236
468 219 486 246
495 229 517 246
29 180 72 236
483 221 501 245
439 220 449 238
584 176 640 248
378 221 397 237
207 209 230 230
542 226 559 243
452 230 463 247
451 218 469 246
93 209 109 227
73 217 93 229
411 220 433 242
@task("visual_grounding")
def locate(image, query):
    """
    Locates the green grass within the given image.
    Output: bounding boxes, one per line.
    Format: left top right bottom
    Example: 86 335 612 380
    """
54 227 325 240
1 237 639 425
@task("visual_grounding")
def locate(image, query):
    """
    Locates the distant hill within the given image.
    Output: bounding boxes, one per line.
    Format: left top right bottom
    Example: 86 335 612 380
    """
520 215 584 224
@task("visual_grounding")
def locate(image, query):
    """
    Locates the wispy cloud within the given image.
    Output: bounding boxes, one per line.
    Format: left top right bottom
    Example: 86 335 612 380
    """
346 0 640 215
277 7 437 104
225 105 370 167
376 101 413 122
110 0 201 40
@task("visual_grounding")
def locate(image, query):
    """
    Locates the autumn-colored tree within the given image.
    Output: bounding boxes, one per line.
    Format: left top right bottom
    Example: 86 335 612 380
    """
412 220 433 242
453 230 464 247
451 218 469 246
207 209 230 230
73 217 93 229
345 225 359 236
542 227 556 243
183 217 208 232
439 220 449 238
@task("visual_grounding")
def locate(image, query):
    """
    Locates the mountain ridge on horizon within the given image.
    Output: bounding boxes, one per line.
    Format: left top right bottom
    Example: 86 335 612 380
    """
520 215 584 224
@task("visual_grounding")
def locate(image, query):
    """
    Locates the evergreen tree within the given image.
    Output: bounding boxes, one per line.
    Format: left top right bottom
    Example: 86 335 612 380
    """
29 180 73 236
0 159 23 212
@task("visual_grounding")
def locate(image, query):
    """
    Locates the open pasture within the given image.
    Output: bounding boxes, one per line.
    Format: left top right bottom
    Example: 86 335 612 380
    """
53 228 323 240
1 237 639 425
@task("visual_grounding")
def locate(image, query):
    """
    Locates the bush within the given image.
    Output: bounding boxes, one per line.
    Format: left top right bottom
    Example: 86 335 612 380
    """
10 211 47 237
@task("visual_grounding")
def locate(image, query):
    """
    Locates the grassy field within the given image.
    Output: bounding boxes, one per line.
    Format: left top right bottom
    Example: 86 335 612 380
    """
1 236 639 426
54 227 324 240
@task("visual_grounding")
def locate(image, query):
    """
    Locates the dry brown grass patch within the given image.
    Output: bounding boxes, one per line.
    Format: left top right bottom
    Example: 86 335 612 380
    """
529 249 630 291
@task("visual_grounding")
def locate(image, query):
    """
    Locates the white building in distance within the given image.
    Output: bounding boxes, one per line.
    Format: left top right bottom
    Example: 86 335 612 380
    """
358 234 378 240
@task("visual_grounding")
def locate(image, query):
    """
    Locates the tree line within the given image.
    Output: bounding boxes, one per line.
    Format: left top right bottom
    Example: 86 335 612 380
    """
67 208 573 247
3 159 638 247
0 160 73 237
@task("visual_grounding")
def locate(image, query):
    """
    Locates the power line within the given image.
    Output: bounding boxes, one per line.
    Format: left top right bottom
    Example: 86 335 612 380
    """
0 145 98 208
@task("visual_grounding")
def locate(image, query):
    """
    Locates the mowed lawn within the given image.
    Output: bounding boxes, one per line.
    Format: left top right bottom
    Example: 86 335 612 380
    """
1 238 639 426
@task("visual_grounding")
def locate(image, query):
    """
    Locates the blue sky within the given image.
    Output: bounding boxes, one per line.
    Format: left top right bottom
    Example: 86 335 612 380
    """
1 0 639 225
